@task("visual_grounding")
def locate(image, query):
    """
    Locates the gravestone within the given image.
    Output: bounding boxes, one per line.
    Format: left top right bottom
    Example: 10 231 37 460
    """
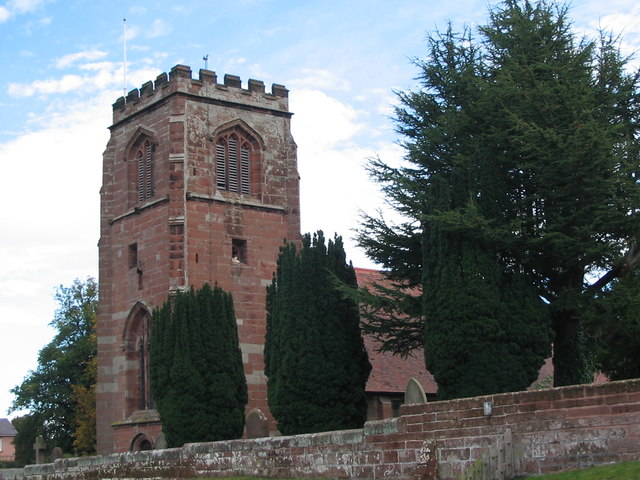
33 436 46 464
245 408 269 438
155 432 167 450
51 446 64 461
404 377 428 405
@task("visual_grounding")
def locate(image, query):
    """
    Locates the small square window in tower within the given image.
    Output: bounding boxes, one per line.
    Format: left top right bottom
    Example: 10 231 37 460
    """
128 243 138 269
232 239 247 264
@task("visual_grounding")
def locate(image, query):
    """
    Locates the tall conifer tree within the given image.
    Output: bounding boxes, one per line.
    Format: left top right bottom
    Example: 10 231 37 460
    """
265 232 371 435
150 284 247 447
357 0 640 392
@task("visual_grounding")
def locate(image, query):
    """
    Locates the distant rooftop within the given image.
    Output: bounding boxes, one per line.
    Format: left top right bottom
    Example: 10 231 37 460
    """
0 418 17 436
354 268 437 395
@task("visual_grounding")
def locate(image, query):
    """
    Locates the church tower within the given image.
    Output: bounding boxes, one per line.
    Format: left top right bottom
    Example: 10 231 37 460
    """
97 65 300 454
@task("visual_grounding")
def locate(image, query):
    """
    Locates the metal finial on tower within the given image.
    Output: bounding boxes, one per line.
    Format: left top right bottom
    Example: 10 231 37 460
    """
203 54 209 70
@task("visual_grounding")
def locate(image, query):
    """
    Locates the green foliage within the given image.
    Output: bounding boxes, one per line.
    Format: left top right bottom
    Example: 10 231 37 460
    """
523 461 640 479
358 0 640 393
423 215 552 399
150 284 248 447
265 231 371 435
10 278 98 454
71 356 96 455
589 270 640 380
10 414 41 466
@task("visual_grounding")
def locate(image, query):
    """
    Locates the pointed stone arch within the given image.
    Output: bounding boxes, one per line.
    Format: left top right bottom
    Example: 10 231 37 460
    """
122 302 151 351
122 302 153 415
130 433 154 452
124 127 158 206
211 119 264 197
211 119 265 150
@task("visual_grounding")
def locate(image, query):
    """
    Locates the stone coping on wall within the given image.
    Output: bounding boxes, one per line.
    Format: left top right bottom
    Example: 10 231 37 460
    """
5 379 640 480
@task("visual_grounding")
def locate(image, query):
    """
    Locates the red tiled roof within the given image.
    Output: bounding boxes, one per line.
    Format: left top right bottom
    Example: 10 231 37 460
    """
364 335 437 394
354 268 609 397
354 267 438 395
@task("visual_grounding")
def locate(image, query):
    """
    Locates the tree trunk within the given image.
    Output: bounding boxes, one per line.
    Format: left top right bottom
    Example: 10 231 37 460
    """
552 309 594 387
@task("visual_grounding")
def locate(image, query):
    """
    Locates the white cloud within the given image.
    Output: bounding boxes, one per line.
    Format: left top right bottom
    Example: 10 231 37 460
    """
354 87 398 118
598 7 640 63
124 23 139 42
56 50 108 69
0 0 47 21
147 18 172 38
27 14 50 28
6 63 161 99
291 89 364 153
7 0 47 14
0 93 109 416
597 5 640 33
8 74 84 97
263 26 283 36
290 68 352 92
290 88 399 268
220 56 247 70
79 61 115 71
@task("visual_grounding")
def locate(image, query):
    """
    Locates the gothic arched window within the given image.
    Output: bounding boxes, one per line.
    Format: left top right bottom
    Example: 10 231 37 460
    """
216 133 251 194
122 303 152 414
125 128 157 208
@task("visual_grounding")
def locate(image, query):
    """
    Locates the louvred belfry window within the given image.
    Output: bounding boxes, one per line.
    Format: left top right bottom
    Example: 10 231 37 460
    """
136 140 154 202
216 133 251 195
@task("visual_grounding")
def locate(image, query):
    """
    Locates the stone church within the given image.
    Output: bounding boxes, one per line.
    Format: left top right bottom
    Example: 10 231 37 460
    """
97 64 435 455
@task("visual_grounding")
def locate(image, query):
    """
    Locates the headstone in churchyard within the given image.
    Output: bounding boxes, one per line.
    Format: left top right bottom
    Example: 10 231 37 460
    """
33 436 46 464
50 446 64 461
404 377 428 405
155 432 167 450
245 408 269 438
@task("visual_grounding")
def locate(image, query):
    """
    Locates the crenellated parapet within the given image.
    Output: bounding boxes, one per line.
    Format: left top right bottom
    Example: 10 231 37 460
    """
112 64 290 124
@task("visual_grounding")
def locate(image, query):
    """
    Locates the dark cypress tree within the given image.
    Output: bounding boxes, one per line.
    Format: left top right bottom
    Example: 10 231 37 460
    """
589 270 640 381
265 231 371 435
150 284 247 447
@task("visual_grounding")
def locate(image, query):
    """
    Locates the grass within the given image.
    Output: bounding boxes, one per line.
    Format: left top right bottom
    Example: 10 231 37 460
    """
522 461 640 479
195 463 640 480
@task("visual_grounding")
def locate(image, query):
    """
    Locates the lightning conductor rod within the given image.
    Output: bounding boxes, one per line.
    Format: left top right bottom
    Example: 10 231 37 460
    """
123 18 127 101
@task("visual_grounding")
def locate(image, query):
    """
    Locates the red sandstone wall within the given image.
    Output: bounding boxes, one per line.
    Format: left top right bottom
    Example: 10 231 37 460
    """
0 435 16 462
402 378 640 478
15 379 640 480
97 65 300 454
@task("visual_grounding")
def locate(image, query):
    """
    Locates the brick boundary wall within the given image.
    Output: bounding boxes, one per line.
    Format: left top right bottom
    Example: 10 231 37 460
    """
3 379 640 480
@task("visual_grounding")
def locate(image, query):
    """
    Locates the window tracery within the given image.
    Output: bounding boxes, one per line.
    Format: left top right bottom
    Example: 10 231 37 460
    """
215 132 251 194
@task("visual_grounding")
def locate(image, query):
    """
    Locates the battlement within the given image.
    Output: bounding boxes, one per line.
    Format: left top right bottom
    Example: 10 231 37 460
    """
112 64 290 124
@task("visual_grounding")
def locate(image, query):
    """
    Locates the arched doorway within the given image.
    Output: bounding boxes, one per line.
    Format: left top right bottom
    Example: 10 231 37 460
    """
130 433 154 451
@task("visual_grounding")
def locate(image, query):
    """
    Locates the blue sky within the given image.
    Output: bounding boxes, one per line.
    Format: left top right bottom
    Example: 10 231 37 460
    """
1 0 639 419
